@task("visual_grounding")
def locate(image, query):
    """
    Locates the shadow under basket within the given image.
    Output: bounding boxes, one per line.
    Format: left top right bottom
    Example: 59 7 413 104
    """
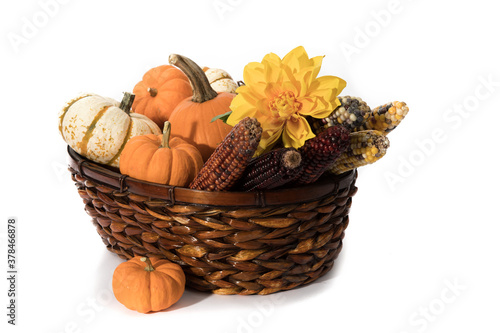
67 146 358 295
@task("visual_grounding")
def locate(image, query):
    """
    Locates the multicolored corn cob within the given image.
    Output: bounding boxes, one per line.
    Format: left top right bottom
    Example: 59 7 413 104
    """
330 130 390 175
295 125 350 185
189 117 262 191
354 101 409 134
237 148 302 191
310 96 371 133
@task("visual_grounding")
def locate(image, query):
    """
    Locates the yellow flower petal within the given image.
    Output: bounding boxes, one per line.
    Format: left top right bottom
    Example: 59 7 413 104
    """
310 55 324 79
299 96 319 113
282 46 311 73
264 82 283 99
296 68 315 95
256 98 271 118
331 96 342 111
282 116 315 149
262 53 284 83
298 96 333 119
281 79 299 97
227 94 258 126
243 62 266 87
236 86 260 104
246 84 267 101
256 126 283 156
282 67 301 95
262 52 281 67
310 75 347 94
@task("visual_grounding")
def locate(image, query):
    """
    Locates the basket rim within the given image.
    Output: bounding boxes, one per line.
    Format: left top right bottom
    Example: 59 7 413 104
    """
67 146 356 208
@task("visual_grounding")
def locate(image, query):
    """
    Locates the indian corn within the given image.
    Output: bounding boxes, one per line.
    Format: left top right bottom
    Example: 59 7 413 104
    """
330 130 390 174
354 101 409 134
310 96 371 133
237 148 302 191
189 117 262 191
295 125 350 185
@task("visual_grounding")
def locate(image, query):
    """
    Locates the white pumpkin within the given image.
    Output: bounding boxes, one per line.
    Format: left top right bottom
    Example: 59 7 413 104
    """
58 93 161 167
203 67 239 94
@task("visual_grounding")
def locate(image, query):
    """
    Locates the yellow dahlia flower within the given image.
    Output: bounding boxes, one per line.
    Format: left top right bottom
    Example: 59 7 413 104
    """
226 46 346 156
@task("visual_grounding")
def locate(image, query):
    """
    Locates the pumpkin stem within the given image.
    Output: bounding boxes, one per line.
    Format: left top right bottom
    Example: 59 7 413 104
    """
169 54 218 104
140 257 155 272
148 87 158 97
161 121 171 149
119 92 135 115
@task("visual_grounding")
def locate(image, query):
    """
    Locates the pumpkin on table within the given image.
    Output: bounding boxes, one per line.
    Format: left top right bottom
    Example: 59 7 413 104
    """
112 257 185 313
168 54 234 161
132 65 193 128
119 121 203 186
58 92 161 167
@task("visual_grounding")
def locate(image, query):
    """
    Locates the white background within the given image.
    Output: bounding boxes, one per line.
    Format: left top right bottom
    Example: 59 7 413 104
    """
1 0 499 332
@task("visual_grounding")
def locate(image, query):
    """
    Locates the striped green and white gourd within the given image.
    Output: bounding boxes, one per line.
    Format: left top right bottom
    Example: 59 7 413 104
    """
58 92 161 167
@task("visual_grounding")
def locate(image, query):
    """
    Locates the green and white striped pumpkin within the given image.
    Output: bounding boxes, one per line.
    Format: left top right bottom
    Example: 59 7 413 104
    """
58 93 161 167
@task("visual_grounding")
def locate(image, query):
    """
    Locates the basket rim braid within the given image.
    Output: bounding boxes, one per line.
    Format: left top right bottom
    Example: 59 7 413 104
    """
67 146 356 208
67 146 358 295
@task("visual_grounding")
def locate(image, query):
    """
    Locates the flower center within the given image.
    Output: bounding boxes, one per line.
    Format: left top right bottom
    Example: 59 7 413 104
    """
268 91 302 121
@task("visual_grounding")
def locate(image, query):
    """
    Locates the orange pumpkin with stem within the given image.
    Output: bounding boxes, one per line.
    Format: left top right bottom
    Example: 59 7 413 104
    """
168 54 234 161
132 65 193 128
119 121 203 186
112 256 185 313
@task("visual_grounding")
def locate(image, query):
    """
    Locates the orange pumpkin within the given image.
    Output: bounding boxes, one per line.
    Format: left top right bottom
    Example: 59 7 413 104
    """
119 121 203 186
112 257 185 313
168 54 234 161
132 65 193 128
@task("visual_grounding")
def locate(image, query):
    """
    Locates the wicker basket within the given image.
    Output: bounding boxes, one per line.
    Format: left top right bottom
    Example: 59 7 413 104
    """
67 146 358 295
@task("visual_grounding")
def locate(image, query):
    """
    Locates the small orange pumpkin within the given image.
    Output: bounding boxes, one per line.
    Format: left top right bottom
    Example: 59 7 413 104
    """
112 257 185 313
168 54 234 161
132 65 193 128
119 121 203 186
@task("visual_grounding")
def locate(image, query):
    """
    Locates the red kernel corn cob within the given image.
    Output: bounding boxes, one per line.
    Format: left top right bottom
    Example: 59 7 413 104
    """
237 148 302 191
189 117 262 191
354 101 409 134
310 96 371 133
295 125 350 185
330 130 390 175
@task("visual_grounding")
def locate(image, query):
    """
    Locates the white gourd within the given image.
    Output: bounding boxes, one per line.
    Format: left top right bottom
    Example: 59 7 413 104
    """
204 68 238 94
58 93 161 167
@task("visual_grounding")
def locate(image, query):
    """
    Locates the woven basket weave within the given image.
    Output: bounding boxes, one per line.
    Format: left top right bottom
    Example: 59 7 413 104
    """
67 146 358 295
